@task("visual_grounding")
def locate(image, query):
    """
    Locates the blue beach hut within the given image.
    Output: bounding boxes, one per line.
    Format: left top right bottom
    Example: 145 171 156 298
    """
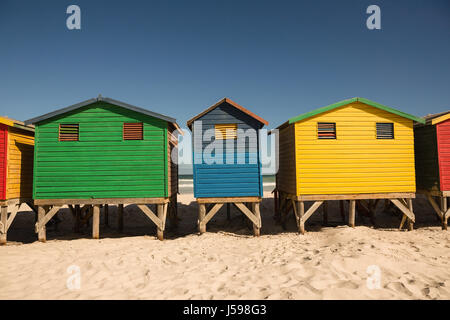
187 98 268 236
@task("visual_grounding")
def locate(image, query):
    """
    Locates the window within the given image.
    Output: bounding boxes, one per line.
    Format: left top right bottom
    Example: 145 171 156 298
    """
59 124 79 141
376 123 394 139
317 122 336 139
215 124 237 140
123 122 143 140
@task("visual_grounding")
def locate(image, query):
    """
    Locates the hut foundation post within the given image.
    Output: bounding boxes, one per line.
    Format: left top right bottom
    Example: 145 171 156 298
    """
297 201 305 235
198 203 206 234
226 203 231 221
251 203 261 237
92 205 100 239
118 204 124 232
349 200 356 228
156 204 167 241
442 197 448 230
407 199 414 231
37 206 46 242
0 206 7 245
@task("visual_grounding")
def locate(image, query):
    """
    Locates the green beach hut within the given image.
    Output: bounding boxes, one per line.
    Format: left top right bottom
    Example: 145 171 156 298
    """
25 95 181 241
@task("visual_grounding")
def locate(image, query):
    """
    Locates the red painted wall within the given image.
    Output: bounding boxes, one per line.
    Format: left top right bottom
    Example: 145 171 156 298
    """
0 125 7 200
437 119 450 191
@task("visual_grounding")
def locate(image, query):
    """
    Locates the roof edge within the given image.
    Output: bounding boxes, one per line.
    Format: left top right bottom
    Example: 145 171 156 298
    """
288 97 425 124
186 97 268 129
432 113 450 125
24 96 178 126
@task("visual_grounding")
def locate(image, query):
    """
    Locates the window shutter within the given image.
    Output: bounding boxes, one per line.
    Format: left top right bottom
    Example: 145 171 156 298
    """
123 123 143 140
317 122 336 139
59 124 79 141
376 123 394 139
215 124 237 140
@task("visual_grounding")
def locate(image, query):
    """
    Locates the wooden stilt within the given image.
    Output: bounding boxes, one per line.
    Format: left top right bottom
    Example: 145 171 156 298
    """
156 204 166 240
226 203 231 221
104 204 109 227
298 201 305 235
407 198 414 231
441 197 448 230
391 199 415 230
92 205 100 239
349 200 356 228
251 203 261 236
38 206 46 242
118 204 124 232
0 206 7 245
323 201 328 226
198 203 206 234
445 197 449 230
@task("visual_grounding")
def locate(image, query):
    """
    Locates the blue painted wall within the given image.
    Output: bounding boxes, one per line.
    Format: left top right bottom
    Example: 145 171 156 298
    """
191 101 264 198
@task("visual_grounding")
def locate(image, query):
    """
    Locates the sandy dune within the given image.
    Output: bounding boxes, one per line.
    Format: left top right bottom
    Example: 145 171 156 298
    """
0 193 449 300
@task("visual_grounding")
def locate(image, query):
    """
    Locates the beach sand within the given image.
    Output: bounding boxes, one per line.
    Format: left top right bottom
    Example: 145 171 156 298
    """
0 192 449 300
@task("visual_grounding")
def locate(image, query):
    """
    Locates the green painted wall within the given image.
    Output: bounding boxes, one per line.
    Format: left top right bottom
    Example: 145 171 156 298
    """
33 102 168 199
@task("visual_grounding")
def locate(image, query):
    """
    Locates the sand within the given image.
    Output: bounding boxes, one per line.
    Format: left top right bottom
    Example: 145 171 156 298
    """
0 192 449 300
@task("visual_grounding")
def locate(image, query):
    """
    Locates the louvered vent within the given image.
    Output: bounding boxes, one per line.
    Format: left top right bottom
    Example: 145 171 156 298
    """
59 124 79 141
376 123 394 139
317 122 336 139
123 123 143 140
215 124 237 140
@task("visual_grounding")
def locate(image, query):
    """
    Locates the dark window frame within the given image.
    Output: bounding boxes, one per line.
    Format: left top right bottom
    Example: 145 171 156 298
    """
317 122 337 139
376 122 394 139
59 123 79 141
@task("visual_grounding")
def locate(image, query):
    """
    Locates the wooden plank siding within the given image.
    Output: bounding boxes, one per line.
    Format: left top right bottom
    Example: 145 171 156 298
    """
192 101 264 198
294 102 416 195
33 102 168 199
414 125 440 191
6 127 34 200
0 125 7 200
276 123 297 194
437 119 450 191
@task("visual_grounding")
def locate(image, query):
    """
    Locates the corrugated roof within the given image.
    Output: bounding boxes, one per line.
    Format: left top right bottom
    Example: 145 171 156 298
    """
285 97 425 126
186 97 268 129
24 95 180 129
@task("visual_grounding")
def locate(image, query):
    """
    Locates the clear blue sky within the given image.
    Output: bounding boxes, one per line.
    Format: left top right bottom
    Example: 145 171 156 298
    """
1 0 449 128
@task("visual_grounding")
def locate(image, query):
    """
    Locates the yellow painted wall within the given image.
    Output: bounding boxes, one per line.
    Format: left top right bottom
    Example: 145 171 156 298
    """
294 102 416 195
6 127 34 200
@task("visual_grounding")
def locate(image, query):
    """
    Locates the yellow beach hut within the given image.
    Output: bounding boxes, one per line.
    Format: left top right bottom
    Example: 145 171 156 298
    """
274 97 425 234
0 117 35 244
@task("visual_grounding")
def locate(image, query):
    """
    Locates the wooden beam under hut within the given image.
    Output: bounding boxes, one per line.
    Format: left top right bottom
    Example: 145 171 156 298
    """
196 197 262 236
278 193 416 234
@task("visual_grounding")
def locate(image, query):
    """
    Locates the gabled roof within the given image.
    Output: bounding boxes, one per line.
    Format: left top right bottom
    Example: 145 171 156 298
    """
283 97 425 127
186 97 268 129
24 95 181 131
421 111 450 126
0 116 35 132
